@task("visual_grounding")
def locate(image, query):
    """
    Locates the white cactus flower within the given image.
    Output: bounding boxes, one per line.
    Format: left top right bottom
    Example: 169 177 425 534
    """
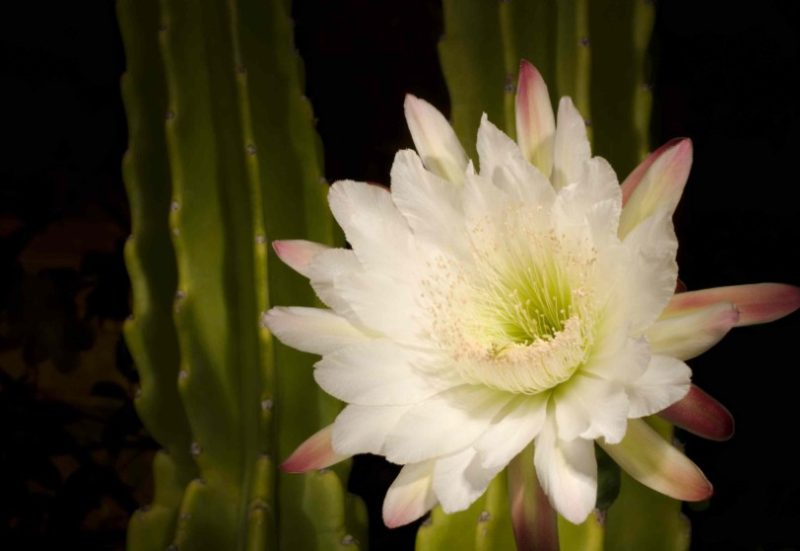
265 60 800 527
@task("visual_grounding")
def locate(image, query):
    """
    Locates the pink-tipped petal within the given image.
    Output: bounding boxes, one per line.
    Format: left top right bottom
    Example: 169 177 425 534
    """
659 385 735 441
272 239 330 278
281 425 349 473
515 60 556 178
600 419 713 502
382 461 438 528
647 302 740 360
620 137 685 204
404 94 468 185
663 283 800 327
618 138 692 238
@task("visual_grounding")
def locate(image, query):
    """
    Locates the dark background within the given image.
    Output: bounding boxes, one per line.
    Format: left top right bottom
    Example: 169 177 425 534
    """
2 0 799 549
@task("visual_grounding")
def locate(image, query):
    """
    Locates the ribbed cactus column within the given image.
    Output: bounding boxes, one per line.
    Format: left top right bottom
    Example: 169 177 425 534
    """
427 1 686 550
118 0 363 549
119 1 198 548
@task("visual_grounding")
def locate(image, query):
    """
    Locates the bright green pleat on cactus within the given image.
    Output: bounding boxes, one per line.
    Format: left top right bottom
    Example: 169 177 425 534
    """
119 0 365 549
420 1 690 550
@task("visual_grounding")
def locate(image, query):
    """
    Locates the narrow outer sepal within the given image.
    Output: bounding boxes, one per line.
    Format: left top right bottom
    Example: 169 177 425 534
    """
272 239 329 278
658 385 735 441
281 425 349 473
619 138 692 238
515 60 556 179
600 419 713 502
663 283 800 327
507 444 559 551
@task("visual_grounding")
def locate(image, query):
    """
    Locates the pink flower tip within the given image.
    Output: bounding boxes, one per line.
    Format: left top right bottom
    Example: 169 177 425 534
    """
280 425 346 473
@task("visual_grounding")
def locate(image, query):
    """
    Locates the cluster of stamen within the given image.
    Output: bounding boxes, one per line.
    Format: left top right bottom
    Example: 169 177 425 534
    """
421 208 597 395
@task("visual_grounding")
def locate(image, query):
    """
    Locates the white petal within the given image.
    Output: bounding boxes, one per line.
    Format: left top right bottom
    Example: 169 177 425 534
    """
552 97 591 190
432 447 501 513
306 247 362 316
404 94 468 185
647 302 740 360
263 307 369 355
383 385 515 464
600 418 712 502
515 60 556 178
272 240 330 278
383 460 438 528
476 114 555 206
314 340 450 406
555 156 621 246
534 418 597 525
461 169 513 225
584 335 651 385
627 355 692 418
474 395 548 471
621 207 678 332
554 375 629 444
307 248 424 343
331 403 409 456
328 180 418 278
390 149 468 257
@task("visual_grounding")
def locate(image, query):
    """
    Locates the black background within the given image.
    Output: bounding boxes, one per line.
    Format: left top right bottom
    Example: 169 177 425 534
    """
2 0 800 549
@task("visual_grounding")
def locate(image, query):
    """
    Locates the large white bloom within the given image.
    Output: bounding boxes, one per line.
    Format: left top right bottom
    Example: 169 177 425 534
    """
266 60 800 526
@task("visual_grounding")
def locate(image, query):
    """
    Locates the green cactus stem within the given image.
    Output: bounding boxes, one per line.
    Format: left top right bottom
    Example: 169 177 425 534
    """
118 0 361 548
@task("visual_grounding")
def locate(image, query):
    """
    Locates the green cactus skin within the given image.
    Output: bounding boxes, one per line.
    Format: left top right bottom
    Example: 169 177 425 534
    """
435 1 687 550
118 0 198 547
416 472 515 551
118 0 361 549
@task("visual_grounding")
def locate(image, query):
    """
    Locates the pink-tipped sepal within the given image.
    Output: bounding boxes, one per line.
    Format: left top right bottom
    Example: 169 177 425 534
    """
659 385 735 442
281 425 348 473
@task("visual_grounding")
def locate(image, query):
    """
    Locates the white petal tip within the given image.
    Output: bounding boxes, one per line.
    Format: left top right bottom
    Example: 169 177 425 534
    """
382 462 437 528
382 491 431 529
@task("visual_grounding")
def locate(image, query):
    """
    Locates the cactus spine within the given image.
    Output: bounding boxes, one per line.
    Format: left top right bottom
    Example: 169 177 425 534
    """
431 1 688 549
118 0 362 549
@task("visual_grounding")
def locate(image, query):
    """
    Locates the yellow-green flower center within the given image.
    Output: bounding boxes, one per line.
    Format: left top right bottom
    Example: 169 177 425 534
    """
422 209 597 395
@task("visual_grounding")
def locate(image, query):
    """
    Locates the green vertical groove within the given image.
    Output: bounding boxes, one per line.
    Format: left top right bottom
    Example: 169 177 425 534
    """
120 0 360 548
118 1 198 549
416 473 515 551
436 1 686 550
438 1 505 159
556 0 591 125
589 0 655 175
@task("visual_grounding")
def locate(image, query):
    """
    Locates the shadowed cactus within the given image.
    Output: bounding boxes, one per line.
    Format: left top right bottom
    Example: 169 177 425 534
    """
118 0 364 549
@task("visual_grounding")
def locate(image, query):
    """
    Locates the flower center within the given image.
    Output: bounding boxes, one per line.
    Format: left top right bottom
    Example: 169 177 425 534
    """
478 260 573 349
422 209 597 395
